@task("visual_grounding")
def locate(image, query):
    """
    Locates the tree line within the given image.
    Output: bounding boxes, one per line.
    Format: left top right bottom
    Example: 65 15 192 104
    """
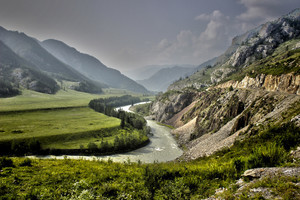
89 95 148 130
89 95 142 109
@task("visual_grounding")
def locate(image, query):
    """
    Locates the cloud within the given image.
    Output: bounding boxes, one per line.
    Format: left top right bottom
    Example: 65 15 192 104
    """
145 3 299 67
154 10 232 65
157 39 171 50
195 10 226 21
237 0 299 23
237 0 281 22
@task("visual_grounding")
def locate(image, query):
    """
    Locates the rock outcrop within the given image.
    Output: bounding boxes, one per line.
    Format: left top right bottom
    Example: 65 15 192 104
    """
150 9 300 161
150 91 197 123
151 86 300 160
216 73 300 95
223 9 300 69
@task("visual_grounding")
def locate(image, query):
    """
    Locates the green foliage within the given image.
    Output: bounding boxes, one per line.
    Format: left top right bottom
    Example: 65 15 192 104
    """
0 107 120 153
260 122 300 151
231 173 300 200
19 158 32 167
0 79 20 97
73 81 103 94
0 157 14 169
89 97 147 130
0 88 147 112
246 142 287 169
10 138 41 155
87 142 98 150
0 119 298 199
89 95 142 110
130 102 152 116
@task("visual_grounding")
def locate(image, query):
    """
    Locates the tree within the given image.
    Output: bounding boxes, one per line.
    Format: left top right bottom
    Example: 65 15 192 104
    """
87 142 98 151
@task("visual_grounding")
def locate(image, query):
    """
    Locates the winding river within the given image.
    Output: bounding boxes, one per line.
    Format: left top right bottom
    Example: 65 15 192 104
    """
29 103 183 163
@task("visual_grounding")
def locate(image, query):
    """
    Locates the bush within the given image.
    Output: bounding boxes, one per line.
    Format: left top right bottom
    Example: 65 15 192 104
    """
0 157 14 169
233 157 245 174
19 158 32 167
261 122 300 151
87 142 98 150
246 143 287 169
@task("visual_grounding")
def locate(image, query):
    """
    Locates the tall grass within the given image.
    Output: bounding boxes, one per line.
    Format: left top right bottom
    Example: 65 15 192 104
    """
246 142 288 169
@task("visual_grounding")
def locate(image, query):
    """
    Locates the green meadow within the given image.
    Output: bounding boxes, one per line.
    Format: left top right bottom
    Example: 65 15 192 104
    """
0 107 121 148
0 88 151 153
1 121 299 200
0 88 150 112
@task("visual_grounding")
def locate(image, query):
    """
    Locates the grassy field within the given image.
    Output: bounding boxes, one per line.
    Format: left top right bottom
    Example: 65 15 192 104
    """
1 121 299 200
44 128 143 149
0 107 120 144
0 88 152 152
0 88 154 112
0 89 101 112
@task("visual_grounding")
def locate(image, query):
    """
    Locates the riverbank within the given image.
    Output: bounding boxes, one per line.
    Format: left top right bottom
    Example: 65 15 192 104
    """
24 103 183 163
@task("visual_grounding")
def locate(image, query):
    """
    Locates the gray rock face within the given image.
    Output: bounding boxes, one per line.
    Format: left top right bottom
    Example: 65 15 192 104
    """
242 167 300 180
151 92 197 122
224 9 300 69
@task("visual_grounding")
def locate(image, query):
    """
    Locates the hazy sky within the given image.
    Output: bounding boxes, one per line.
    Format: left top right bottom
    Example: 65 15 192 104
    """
0 0 299 72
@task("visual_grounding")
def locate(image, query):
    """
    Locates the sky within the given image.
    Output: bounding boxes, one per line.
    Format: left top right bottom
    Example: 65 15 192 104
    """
0 0 299 73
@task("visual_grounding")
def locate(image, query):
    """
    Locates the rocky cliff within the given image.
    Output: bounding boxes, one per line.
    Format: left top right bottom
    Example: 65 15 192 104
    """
210 8 300 83
150 10 300 161
215 73 300 95
151 85 299 161
169 9 300 90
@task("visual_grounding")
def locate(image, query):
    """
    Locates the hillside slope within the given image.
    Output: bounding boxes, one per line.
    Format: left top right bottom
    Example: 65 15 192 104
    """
169 8 300 91
150 9 300 161
137 66 196 92
41 39 149 94
0 26 103 94
0 41 59 95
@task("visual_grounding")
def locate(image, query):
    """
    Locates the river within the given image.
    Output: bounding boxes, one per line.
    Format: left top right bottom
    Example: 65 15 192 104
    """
28 102 183 163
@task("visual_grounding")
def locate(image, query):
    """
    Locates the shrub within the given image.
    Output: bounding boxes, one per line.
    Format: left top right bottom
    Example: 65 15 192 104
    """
87 142 98 150
233 157 245 174
261 122 300 151
246 142 287 169
19 158 32 167
0 157 14 169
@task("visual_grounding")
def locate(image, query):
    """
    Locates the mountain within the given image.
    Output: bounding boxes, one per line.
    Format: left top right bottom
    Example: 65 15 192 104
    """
169 8 300 90
124 64 195 80
41 39 149 94
0 26 103 94
149 9 300 161
0 40 59 96
137 66 196 92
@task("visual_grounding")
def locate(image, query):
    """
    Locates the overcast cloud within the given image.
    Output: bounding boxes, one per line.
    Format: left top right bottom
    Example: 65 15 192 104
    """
0 0 298 72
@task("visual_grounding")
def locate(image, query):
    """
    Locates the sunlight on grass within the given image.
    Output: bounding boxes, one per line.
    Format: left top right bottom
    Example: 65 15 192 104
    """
0 88 153 112
0 107 120 141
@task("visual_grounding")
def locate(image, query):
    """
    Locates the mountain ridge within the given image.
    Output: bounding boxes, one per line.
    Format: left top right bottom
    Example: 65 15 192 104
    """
149 9 300 162
41 39 149 94
137 65 196 92
0 40 59 95
169 8 300 90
